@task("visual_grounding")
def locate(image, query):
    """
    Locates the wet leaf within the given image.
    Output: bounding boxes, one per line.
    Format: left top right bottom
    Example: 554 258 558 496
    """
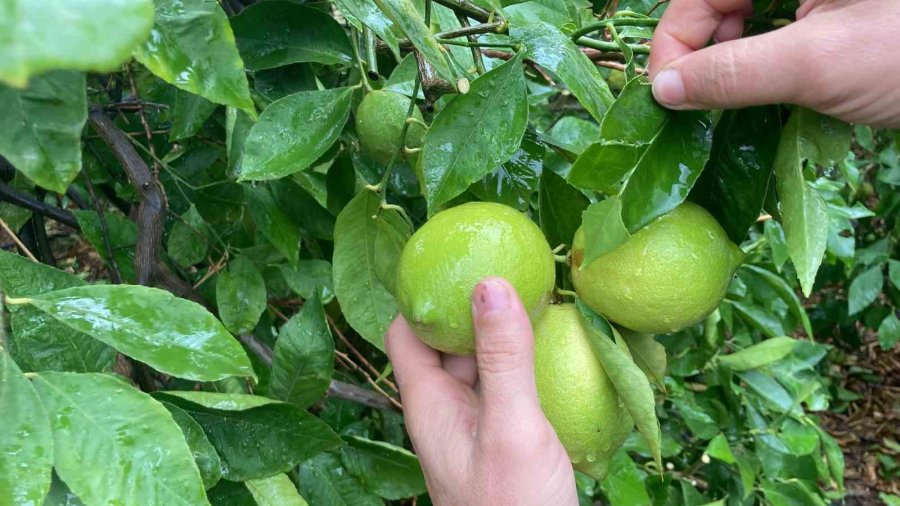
279 260 335 302
245 185 300 266
580 198 630 267
168 204 210 268
538 169 589 248
245 474 308 506
170 89 218 141
22 284 255 382
469 133 543 211
160 401 223 490
216 256 268 336
340 435 427 500
619 329 666 391
336 0 401 61
718 337 798 371
299 453 382 506
33 373 209 506
423 53 528 214
232 2 352 70
374 0 453 80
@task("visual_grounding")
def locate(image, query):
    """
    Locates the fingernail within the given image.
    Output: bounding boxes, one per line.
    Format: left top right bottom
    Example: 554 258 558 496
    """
473 279 509 315
652 68 686 106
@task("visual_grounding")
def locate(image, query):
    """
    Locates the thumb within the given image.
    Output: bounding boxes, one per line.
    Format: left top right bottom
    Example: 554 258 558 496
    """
652 24 809 110
471 277 543 427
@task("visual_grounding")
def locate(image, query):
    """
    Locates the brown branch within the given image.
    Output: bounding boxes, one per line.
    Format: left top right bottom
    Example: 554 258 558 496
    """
432 0 492 23
88 107 166 286
415 51 464 111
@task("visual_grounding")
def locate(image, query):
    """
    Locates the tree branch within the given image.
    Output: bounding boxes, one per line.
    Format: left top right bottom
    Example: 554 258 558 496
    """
0 183 80 228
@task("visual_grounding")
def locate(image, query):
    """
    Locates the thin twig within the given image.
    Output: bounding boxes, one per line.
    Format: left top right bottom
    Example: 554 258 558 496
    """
81 170 123 284
335 350 403 410
0 218 37 262
431 0 492 23
0 183 80 228
327 314 399 393
457 14 487 75
125 65 161 177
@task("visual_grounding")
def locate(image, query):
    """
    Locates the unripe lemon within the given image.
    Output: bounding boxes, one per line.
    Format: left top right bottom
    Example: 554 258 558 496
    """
571 201 744 333
355 90 426 166
534 304 633 480
396 202 555 355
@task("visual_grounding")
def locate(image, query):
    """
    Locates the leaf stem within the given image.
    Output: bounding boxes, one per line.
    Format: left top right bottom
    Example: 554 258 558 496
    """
576 37 650 54
350 29 373 92
363 27 379 81
4 296 32 306
556 289 579 298
554 254 569 264
569 17 658 41
436 38 520 49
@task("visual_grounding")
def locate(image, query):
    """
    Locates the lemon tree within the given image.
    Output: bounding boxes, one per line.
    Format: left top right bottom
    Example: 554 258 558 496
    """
0 0 894 504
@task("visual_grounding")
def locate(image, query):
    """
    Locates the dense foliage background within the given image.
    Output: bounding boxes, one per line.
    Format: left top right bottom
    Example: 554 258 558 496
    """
0 0 897 505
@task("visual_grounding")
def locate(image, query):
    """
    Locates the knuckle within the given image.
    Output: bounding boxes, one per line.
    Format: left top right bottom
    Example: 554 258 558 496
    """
476 333 526 375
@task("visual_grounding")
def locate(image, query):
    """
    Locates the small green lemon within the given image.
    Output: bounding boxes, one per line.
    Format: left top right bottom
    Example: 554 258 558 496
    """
534 304 633 480
355 90 426 166
571 201 744 334
396 202 555 355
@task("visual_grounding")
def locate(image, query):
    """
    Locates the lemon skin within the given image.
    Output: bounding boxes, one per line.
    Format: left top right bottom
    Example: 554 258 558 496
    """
355 90 426 166
396 202 555 355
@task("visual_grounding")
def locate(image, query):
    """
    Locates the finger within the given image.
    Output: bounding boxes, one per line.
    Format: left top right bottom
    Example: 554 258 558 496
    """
471 278 543 429
385 316 455 410
649 0 752 76
713 10 745 42
651 23 808 110
442 354 478 387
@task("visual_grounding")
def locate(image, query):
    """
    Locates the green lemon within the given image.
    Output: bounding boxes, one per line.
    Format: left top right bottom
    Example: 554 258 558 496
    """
571 201 744 334
534 303 633 480
355 90 426 166
396 202 555 355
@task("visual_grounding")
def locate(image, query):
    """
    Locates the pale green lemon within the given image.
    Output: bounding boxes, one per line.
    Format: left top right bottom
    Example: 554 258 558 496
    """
534 304 633 480
571 201 744 334
396 202 555 355
355 90 426 166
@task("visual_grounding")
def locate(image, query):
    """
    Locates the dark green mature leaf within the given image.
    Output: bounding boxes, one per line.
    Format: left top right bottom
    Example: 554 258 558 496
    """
232 2 352 70
847 264 883 316
74 210 139 283
374 0 454 80
299 454 382 506
133 0 255 116
216 256 268 335
270 293 335 408
0 71 87 192
774 108 851 296
690 106 781 243
207 479 256 505
238 87 353 180
719 337 798 371
580 198 630 266
168 204 210 268
513 22 614 122
341 436 427 499
245 474 309 506
0 0 153 87
18 285 255 382
470 134 544 211
170 89 218 141
245 185 300 265
728 300 787 338
33 373 209 506
333 191 410 350
155 391 343 481
160 401 223 490
0 350 53 505
538 169 589 248
336 0 401 61
575 300 661 469
741 265 814 338
423 53 528 214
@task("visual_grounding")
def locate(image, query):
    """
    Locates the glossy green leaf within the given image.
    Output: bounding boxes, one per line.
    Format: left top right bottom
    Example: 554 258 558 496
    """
547 116 601 155
576 300 661 468
774 108 851 296
690 106 781 243
160 401 223 490
513 22 614 122
0 350 53 506
333 191 410 350
619 329 666 392
270 293 335 408
33 373 209 506
133 0 255 116
580 198 630 267
206 480 256 505
0 71 87 192
272 178 336 240
299 454 382 506
335 0 401 61
239 87 353 181
170 89 218 141
245 185 300 265
878 312 900 350
764 219 790 271
719 337 798 371
0 0 153 87
538 169 589 248
155 391 343 481
216 256 268 335
20 285 255 382
232 2 352 71
43 475 87 506
469 133 544 211
705 433 736 464
423 53 528 214
374 0 453 80
245 474 309 506
741 265 814 337
847 264 883 316
279 260 335 302
168 204 210 268
74 210 139 283
341 436 427 500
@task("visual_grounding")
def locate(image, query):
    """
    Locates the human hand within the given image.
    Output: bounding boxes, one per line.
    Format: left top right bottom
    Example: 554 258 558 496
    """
649 0 900 127
385 277 577 506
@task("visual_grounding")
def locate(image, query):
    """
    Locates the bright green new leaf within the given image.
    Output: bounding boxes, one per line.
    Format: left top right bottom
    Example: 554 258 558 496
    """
299 454 382 506
232 2 352 70
245 185 300 265
373 0 454 80
423 53 528 214
0 351 53 506
133 0 256 116
32 373 209 506
160 401 223 490
216 256 268 335
580 198 630 267
270 293 335 408
0 0 154 87
0 71 87 192
239 87 353 180
341 436 427 500
245 474 309 506
847 264 883 316
718 337 798 371
773 108 851 296
333 191 410 350
19 285 255 382
705 433 736 464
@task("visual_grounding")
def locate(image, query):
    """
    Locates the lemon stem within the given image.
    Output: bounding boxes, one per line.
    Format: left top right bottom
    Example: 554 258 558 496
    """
554 254 569 264
4 296 32 306
349 29 373 92
552 243 567 254
556 289 578 298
